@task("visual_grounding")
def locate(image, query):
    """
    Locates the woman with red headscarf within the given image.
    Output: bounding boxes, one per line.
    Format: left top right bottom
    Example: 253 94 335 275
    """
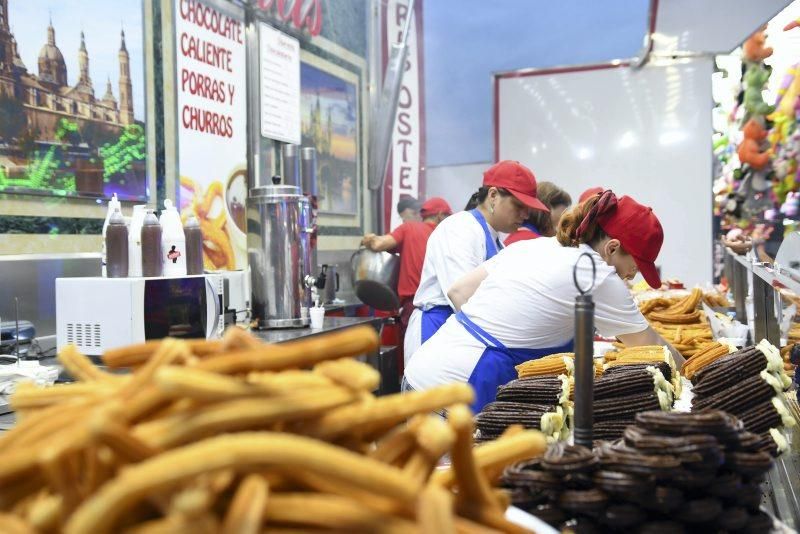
403 190 682 412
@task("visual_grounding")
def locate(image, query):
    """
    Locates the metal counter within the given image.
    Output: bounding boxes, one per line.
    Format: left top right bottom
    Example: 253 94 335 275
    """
251 316 380 343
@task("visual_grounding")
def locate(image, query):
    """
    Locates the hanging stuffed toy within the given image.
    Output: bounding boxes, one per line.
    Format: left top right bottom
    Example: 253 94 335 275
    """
742 26 774 62
738 119 771 169
743 65 775 120
742 27 775 121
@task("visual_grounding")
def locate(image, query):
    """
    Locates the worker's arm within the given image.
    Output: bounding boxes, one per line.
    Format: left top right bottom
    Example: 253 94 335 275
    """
617 325 686 369
361 233 398 252
447 266 489 312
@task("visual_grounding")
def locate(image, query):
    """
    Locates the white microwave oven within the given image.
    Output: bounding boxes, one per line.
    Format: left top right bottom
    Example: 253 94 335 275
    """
56 275 223 355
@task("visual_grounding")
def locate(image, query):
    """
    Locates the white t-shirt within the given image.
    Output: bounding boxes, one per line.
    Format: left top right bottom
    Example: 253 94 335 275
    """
404 237 649 391
412 210 500 310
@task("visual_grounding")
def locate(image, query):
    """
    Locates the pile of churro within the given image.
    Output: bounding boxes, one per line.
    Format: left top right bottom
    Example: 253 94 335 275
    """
0 327 547 534
637 289 718 359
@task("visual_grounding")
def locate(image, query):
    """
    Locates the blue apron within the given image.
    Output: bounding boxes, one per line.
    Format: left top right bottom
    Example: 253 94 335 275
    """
456 311 574 413
419 209 502 345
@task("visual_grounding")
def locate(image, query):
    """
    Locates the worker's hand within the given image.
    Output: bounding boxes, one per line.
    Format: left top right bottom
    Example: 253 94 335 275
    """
361 234 377 248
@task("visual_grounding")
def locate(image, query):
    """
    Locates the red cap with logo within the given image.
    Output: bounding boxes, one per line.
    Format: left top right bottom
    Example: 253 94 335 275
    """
420 197 453 218
578 191 664 288
483 160 549 212
579 187 604 204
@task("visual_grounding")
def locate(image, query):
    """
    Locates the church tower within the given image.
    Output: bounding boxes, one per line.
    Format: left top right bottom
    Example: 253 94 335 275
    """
118 29 134 125
38 19 68 86
78 32 90 85
74 31 94 99
0 0 15 90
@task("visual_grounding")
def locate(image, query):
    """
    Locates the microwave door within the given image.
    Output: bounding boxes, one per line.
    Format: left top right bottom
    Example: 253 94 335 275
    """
144 278 207 340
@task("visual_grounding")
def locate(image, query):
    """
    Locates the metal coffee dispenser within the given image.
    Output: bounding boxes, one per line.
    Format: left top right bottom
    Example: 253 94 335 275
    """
248 147 322 329
249 176 312 328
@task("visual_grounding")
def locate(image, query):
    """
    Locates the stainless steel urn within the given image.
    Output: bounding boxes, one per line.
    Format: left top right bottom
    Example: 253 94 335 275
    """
248 177 313 328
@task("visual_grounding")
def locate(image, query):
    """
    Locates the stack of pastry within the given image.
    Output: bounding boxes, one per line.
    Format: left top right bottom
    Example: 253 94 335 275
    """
690 341 795 455
476 375 571 443
592 364 674 441
603 345 680 397
503 411 777 532
0 327 550 533
637 288 718 359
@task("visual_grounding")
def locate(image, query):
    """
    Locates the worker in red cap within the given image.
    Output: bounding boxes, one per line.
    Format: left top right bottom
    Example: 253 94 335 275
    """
404 160 550 364
362 197 453 356
504 181 572 245
404 190 682 412
579 186 604 204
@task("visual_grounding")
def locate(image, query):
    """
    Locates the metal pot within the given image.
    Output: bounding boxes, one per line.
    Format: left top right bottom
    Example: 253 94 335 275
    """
350 248 400 311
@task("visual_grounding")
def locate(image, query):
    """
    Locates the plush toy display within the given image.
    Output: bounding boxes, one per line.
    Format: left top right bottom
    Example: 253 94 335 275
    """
738 119 771 169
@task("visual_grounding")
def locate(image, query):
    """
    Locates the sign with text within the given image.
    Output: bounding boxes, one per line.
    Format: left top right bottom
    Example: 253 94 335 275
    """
175 0 248 270
260 23 301 145
383 0 425 231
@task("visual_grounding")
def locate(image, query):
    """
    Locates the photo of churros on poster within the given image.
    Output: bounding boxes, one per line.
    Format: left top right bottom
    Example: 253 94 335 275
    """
180 167 247 270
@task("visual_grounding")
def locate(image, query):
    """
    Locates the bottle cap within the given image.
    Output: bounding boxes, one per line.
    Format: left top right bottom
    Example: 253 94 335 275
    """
109 208 125 225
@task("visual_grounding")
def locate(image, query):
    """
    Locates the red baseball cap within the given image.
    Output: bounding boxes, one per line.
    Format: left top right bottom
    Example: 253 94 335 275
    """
483 160 549 212
420 197 453 217
596 194 664 288
579 187 604 204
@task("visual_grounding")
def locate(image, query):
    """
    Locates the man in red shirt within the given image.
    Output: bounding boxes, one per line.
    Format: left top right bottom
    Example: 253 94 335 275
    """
361 197 453 346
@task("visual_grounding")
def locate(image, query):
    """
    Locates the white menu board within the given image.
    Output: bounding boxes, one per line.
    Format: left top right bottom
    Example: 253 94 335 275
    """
259 23 301 144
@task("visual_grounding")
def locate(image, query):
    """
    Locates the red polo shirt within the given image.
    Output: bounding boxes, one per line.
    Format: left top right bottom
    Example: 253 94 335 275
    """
390 220 436 299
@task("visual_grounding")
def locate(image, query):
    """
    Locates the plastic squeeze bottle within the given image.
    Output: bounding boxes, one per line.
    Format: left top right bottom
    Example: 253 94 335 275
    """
105 209 129 278
141 210 163 277
101 193 121 276
128 205 147 276
184 215 204 275
159 199 187 277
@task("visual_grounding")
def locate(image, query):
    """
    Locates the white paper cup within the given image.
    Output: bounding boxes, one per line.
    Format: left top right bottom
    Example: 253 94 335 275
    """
310 307 325 330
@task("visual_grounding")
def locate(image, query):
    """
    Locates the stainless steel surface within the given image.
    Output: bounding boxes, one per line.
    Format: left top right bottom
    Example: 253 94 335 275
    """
281 144 300 187
248 181 310 329
0 253 101 338
300 147 318 197
776 231 800 277
250 316 382 344
299 195 314 310
573 252 596 449
350 248 400 311
732 253 749 323
300 148 319 286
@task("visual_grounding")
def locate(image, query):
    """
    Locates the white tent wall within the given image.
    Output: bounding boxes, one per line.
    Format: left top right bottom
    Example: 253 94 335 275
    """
424 162 492 217
496 58 714 286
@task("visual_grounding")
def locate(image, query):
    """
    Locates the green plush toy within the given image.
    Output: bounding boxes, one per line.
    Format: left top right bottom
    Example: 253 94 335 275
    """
744 63 775 120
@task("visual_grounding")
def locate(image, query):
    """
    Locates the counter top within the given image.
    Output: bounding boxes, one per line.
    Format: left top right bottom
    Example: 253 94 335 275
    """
250 316 383 344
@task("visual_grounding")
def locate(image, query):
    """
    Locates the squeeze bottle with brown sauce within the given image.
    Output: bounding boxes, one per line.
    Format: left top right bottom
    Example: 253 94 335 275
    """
185 215 204 275
105 209 128 278
141 210 163 277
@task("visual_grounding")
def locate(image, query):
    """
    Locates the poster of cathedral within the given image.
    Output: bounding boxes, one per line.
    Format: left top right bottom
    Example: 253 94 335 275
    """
0 0 146 200
300 59 359 216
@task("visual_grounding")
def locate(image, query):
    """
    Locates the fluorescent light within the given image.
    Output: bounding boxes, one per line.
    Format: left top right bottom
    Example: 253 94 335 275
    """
618 131 637 149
